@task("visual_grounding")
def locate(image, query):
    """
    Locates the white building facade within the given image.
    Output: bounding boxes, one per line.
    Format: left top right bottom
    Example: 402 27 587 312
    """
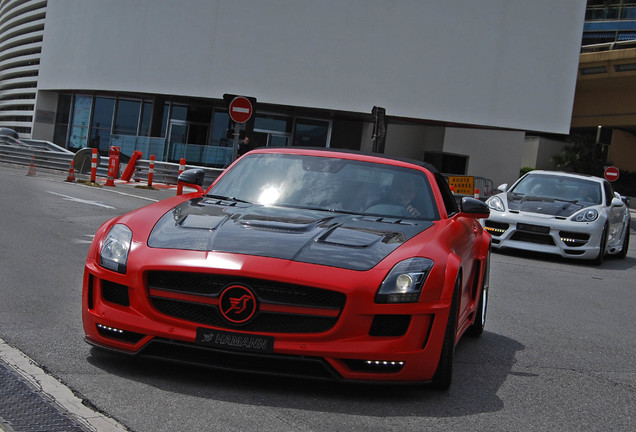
1 0 586 186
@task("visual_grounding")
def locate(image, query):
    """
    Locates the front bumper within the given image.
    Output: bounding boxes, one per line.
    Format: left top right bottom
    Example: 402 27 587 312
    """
483 211 603 259
82 252 453 383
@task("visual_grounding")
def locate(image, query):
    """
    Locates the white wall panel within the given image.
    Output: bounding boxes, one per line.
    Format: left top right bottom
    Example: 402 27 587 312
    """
39 0 586 134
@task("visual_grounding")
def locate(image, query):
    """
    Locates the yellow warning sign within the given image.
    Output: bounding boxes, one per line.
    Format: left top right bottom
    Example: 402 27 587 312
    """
448 176 474 195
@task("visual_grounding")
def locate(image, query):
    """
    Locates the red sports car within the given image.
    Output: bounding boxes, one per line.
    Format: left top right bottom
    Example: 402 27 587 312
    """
83 148 491 389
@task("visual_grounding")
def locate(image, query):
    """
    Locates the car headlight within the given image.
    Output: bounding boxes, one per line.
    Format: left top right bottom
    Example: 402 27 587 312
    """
572 209 598 222
486 196 505 212
100 224 132 273
376 258 434 303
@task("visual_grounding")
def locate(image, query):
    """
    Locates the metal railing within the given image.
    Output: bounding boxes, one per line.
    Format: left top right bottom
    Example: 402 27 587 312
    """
131 160 223 188
0 138 224 187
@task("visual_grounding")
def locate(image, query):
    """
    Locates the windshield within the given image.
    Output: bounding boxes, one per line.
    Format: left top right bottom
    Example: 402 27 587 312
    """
510 174 602 205
208 153 439 220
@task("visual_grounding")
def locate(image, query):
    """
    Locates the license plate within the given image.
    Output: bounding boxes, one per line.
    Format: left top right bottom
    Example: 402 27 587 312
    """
196 328 274 354
516 223 550 234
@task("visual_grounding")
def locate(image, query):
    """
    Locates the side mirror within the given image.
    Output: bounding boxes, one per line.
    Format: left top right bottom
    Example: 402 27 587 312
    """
459 197 490 218
497 183 508 193
177 168 205 193
611 197 625 208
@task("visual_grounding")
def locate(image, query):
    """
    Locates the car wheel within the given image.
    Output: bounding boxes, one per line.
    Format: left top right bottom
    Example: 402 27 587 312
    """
618 221 630 259
467 263 488 337
430 276 460 391
593 224 608 265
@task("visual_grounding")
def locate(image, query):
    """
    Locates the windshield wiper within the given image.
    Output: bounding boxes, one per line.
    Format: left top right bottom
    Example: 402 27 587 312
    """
205 194 251 204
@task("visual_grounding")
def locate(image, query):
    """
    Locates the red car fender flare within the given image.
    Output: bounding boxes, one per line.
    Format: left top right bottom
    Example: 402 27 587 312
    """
441 252 462 301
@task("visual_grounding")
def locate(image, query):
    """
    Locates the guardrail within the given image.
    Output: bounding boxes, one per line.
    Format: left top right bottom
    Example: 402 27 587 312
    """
0 141 224 187
132 159 223 188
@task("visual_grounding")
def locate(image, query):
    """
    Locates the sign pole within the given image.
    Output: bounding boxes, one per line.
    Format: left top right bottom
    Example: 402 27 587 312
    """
231 123 243 162
228 96 253 162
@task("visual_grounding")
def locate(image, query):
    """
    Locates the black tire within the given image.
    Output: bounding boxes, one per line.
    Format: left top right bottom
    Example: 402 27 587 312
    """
618 221 630 259
593 224 608 265
430 276 460 391
467 256 489 338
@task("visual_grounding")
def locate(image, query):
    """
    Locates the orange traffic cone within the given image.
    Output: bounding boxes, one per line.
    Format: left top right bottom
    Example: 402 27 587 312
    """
26 155 36 176
65 160 76 182
104 173 115 186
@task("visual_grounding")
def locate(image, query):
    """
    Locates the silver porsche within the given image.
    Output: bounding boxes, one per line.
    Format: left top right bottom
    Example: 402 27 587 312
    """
483 170 630 263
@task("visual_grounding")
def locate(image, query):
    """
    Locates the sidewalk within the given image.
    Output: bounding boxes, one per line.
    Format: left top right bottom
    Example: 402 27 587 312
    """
0 338 127 432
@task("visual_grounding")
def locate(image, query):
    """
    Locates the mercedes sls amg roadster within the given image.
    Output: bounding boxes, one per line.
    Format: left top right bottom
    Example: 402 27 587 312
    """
83 148 491 389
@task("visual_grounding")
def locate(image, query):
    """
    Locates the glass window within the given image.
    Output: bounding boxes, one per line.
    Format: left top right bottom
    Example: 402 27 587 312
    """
209 153 439 220
187 106 212 123
293 118 329 147
139 101 153 136
89 97 115 152
69 95 92 150
53 94 71 148
210 110 231 147
114 99 141 135
160 103 169 137
254 115 292 133
171 105 187 121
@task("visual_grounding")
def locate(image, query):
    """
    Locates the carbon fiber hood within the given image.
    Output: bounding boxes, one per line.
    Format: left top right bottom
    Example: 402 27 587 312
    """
507 194 584 217
148 198 433 271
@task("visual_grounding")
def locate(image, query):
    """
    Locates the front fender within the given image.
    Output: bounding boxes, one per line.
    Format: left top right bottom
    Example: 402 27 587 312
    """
441 253 461 300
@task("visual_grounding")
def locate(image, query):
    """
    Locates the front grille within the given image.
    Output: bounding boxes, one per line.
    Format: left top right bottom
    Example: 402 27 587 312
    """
147 272 345 307
101 280 130 306
510 231 555 245
150 298 338 333
146 271 346 334
516 222 550 234
369 315 411 336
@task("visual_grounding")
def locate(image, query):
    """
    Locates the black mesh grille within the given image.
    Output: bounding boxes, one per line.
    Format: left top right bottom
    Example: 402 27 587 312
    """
146 271 346 334
150 297 338 333
369 315 411 336
147 271 346 308
101 280 130 306
510 231 555 245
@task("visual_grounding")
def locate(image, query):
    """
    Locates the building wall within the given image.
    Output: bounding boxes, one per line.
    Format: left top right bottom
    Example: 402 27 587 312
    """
443 128 526 187
38 0 586 134
383 125 445 161
522 136 569 170
609 129 636 172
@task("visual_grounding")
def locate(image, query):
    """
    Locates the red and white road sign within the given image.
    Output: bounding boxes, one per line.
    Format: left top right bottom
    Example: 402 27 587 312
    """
228 97 253 123
604 166 619 182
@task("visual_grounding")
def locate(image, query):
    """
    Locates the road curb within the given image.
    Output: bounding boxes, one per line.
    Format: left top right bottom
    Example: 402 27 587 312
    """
0 338 128 432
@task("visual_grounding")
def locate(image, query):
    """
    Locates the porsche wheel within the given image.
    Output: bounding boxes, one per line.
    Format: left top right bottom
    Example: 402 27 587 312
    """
593 224 608 265
618 221 630 259
430 277 460 390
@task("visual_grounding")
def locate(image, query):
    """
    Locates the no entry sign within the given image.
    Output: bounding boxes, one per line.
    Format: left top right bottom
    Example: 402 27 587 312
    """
604 166 619 182
228 97 253 123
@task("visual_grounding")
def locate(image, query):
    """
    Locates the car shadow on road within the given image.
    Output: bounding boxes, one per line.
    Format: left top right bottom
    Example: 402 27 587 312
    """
86 330 524 418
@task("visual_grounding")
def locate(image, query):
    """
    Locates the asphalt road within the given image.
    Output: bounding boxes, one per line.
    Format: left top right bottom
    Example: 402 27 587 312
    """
0 163 634 432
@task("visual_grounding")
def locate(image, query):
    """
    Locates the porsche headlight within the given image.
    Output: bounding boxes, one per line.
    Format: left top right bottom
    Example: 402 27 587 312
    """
100 224 132 273
572 209 599 222
376 258 434 303
486 196 505 212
